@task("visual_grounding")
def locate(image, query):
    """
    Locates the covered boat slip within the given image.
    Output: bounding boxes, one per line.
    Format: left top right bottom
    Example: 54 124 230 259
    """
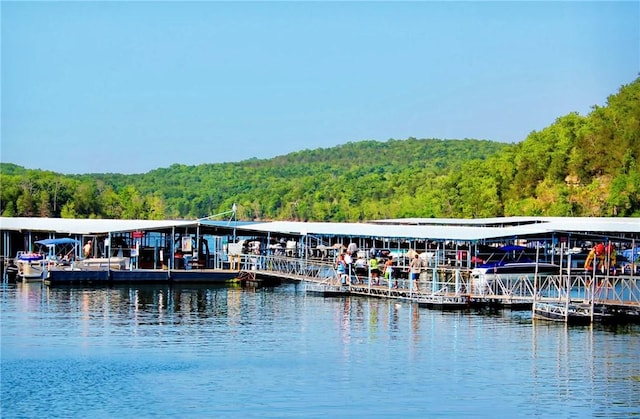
0 217 244 284
232 249 640 318
215 217 640 322
2 216 639 275
1 216 639 321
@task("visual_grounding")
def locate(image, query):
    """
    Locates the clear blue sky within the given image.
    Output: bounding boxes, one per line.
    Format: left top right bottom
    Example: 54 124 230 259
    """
2 1 638 174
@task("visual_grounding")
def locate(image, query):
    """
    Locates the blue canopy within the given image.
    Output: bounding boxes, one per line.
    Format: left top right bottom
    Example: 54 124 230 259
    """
498 245 528 252
35 238 81 247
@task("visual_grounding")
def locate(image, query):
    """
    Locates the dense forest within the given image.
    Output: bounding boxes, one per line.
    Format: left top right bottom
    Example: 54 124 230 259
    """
1 77 639 221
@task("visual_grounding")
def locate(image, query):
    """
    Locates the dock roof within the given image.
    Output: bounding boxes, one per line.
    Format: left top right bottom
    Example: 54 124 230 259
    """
1 216 638 241
372 217 640 237
0 217 196 235
222 220 547 241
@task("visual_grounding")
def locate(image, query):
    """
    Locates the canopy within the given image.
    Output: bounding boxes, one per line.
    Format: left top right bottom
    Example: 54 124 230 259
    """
18 253 43 261
498 245 528 252
35 238 81 247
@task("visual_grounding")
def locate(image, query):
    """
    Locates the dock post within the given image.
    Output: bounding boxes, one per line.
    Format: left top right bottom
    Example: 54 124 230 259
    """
168 226 174 280
432 268 438 294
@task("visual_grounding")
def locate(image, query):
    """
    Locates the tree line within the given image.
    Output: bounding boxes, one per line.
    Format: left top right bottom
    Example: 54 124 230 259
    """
1 77 639 220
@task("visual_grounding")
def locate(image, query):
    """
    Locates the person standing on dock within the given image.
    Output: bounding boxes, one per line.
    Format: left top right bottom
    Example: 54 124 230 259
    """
409 254 421 290
369 256 380 285
595 242 606 273
336 253 347 285
83 240 92 259
384 256 394 287
584 247 596 271
344 251 353 282
354 255 367 284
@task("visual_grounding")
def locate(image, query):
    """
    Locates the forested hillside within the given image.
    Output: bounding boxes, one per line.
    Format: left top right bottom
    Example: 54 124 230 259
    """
490 76 640 216
2 77 639 220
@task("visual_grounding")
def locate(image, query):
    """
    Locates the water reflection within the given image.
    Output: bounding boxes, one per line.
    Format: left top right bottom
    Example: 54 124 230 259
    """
2 282 640 418
530 319 640 416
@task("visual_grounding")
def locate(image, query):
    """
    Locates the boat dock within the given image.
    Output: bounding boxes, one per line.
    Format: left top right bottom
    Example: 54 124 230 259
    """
235 253 640 323
2 215 639 323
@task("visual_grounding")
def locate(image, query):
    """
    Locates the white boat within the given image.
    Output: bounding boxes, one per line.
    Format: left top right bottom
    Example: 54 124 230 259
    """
471 262 560 294
16 238 82 282
471 245 560 294
15 252 46 282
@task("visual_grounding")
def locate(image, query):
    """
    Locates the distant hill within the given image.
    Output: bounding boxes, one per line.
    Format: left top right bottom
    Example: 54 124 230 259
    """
489 76 640 216
1 77 638 220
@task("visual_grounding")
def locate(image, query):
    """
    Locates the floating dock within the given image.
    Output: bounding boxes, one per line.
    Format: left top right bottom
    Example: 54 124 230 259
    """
237 254 640 324
2 215 639 324
43 267 241 285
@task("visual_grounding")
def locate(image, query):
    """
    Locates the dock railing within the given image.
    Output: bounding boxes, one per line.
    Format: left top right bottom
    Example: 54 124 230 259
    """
236 253 640 311
238 253 339 284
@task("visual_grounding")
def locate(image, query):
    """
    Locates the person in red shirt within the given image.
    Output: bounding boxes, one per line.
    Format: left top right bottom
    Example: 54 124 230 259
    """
594 242 606 272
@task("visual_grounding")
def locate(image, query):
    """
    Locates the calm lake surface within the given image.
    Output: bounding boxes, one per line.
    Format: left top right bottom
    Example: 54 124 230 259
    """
2 281 639 418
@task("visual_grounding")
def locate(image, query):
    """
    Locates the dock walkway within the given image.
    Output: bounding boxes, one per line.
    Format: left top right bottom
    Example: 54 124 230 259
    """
239 254 640 323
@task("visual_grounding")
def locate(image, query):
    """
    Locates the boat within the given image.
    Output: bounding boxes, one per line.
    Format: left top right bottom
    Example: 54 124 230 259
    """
15 238 82 282
471 262 560 294
471 245 560 293
3 260 19 282
15 252 46 282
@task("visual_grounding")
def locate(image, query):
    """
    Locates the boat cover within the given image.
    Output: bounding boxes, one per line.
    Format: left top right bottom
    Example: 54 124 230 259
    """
498 245 528 252
35 238 81 247
18 253 43 261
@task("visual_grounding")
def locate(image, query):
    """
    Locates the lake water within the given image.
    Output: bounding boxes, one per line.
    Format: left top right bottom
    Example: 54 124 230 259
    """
2 282 639 418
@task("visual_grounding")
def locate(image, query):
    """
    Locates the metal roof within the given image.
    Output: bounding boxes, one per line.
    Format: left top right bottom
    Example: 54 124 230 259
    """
373 217 544 226
0 217 196 235
2 216 638 241
227 221 551 242
530 217 640 234
374 217 640 233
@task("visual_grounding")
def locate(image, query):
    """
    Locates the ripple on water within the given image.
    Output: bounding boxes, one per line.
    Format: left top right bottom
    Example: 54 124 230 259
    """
1 283 639 418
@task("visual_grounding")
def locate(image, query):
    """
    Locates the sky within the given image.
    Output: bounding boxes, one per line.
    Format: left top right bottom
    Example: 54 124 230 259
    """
1 1 639 175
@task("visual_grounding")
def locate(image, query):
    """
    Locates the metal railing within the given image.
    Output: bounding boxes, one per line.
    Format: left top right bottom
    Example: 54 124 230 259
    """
235 253 640 309
236 253 338 283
